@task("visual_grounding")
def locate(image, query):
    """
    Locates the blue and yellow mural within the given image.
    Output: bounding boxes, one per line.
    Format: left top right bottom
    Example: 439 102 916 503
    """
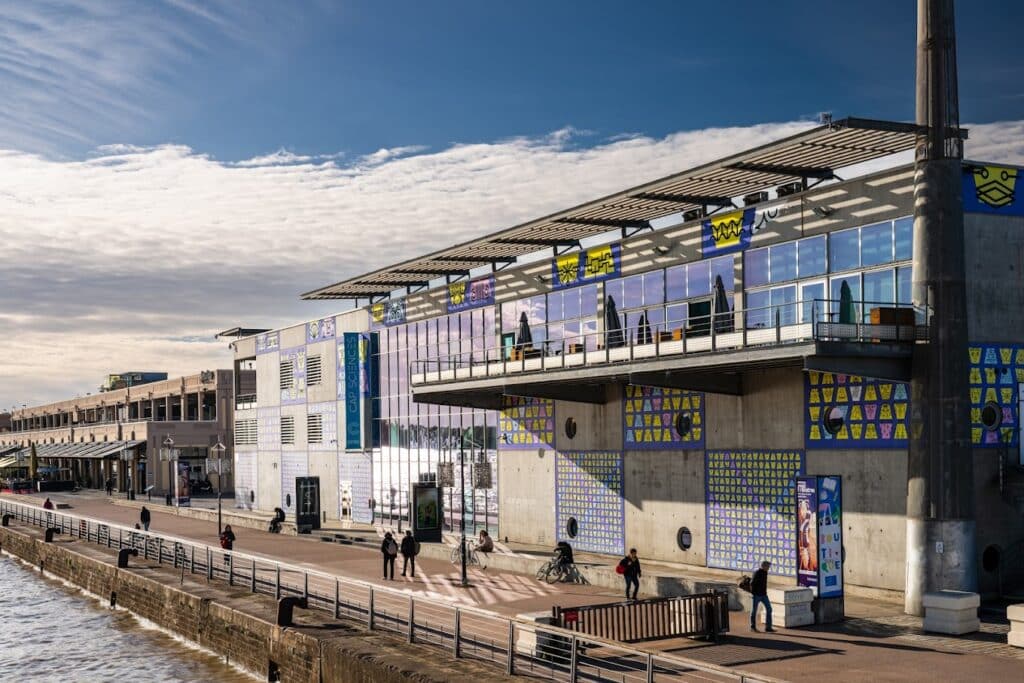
805 372 909 448
623 385 704 449
555 451 625 556
551 244 621 289
447 275 495 313
969 343 1023 447
499 396 555 449
706 450 803 576
371 299 407 327
701 207 755 257
963 164 1022 216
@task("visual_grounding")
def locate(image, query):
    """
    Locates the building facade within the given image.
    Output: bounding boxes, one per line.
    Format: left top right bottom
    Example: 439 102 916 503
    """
229 120 1024 599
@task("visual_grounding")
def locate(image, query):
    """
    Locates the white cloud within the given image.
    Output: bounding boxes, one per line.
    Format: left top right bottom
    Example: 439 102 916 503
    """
1 118 1022 409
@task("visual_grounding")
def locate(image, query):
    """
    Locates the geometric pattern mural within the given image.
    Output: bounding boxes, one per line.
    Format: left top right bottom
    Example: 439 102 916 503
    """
705 450 804 577
805 372 909 448
555 451 625 556
969 343 1024 447
499 396 555 449
623 385 704 449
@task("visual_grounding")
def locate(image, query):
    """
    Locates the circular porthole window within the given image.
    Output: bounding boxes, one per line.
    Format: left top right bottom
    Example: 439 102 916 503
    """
564 417 577 439
674 413 692 438
982 545 1001 572
566 517 579 539
823 406 846 435
286 493 292 508
677 527 692 551
981 402 1002 431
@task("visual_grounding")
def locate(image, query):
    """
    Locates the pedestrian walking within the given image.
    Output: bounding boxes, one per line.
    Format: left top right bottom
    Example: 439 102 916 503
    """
43 497 54 526
220 524 236 564
400 530 417 577
140 505 151 532
105 478 113 496
381 531 398 580
618 548 642 600
750 560 775 632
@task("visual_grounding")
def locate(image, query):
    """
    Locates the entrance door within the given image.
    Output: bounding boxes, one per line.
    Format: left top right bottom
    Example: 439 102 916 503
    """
339 480 353 522
296 476 321 531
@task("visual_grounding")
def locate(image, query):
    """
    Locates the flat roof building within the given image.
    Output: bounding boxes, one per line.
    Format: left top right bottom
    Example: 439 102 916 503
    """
229 118 1024 601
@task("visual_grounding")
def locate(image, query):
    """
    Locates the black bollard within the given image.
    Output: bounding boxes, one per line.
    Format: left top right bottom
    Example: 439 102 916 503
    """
276 596 308 627
1 513 12 527
117 547 139 568
44 527 61 543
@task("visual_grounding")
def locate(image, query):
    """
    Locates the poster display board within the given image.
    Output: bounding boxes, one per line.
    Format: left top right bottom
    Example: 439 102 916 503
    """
794 475 843 597
411 483 442 542
175 461 191 507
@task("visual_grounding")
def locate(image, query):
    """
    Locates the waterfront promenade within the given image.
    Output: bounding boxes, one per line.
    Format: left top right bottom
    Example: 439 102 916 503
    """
4 490 1022 682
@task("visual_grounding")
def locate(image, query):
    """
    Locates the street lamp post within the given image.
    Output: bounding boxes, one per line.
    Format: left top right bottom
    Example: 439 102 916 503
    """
208 438 229 536
119 443 132 500
459 437 468 588
160 435 175 506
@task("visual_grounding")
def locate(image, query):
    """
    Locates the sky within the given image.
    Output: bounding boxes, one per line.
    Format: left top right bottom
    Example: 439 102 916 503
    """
2 0 1024 409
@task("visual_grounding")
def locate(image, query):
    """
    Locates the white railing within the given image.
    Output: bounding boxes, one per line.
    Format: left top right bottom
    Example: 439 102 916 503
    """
411 299 923 386
0 499 777 683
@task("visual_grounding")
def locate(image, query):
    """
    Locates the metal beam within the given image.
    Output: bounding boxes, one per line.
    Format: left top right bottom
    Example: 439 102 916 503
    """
494 238 581 247
727 162 835 180
504 383 614 405
628 371 743 396
802 356 912 383
411 390 503 411
632 191 735 206
553 217 650 230
394 268 471 278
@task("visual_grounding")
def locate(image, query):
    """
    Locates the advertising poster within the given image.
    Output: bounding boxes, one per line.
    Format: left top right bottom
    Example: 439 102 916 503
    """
414 486 440 530
551 244 621 289
818 475 843 598
175 461 191 507
447 275 495 313
796 477 819 592
701 207 755 257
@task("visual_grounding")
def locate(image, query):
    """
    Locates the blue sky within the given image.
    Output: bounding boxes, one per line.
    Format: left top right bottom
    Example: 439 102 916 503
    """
1 0 1023 407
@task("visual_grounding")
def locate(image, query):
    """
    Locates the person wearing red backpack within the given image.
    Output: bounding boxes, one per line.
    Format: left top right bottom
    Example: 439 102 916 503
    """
618 548 642 600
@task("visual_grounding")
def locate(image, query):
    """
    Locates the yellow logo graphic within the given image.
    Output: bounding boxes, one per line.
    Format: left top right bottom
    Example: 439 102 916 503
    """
371 302 385 323
709 210 746 248
448 282 466 307
973 165 1017 208
583 245 616 278
556 252 581 286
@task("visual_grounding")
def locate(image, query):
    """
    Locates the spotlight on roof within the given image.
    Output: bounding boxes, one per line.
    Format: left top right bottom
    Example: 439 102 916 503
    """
812 205 835 218
776 181 804 198
533 274 548 284
743 191 768 207
682 208 705 222
653 244 673 256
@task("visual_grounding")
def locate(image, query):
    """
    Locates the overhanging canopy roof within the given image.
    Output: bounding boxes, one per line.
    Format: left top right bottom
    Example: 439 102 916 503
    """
303 117 952 300
9 440 145 461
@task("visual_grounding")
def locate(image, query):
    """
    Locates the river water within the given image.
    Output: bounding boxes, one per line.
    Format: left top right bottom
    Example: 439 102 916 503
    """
0 553 256 682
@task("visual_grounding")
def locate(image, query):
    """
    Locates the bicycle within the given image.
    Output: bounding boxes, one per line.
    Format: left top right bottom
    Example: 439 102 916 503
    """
536 557 576 584
450 540 488 569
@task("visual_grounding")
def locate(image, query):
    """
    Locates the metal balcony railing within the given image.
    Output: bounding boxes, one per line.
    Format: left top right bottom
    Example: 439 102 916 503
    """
411 298 925 386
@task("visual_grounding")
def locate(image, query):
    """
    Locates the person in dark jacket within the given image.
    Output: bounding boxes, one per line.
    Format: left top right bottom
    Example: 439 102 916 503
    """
381 532 398 580
140 506 151 531
400 530 417 577
750 561 775 632
619 548 642 599
220 524 236 564
554 540 574 568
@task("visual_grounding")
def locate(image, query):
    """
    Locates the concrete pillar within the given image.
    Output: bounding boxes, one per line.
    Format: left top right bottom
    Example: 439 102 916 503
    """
906 0 975 616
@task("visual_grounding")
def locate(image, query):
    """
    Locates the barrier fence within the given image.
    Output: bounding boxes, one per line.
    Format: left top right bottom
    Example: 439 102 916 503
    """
0 499 776 683
553 594 730 643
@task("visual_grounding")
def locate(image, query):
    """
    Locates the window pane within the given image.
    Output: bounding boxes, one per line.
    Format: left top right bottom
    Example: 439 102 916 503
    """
800 281 826 323
798 235 827 277
563 288 581 321
710 256 734 292
770 241 798 282
666 304 687 330
622 274 644 309
687 260 711 297
771 285 797 326
831 275 862 321
666 265 686 301
863 269 895 308
894 217 913 261
861 222 893 267
746 290 771 328
605 279 625 310
580 285 598 317
830 228 860 272
897 266 912 305
547 291 564 322
643 270 664 306
745 248 769 287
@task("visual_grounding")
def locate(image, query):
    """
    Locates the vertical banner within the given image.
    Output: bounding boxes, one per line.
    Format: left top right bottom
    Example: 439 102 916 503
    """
796 476 819 592
818 475 843 597
701 207 755 257
342 333 362 449
175 461 191 507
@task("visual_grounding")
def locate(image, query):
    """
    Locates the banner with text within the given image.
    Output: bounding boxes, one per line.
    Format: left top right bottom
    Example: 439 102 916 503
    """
447 275 495 313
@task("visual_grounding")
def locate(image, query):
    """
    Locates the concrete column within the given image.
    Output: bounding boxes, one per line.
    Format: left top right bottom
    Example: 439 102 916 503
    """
906 0 975 616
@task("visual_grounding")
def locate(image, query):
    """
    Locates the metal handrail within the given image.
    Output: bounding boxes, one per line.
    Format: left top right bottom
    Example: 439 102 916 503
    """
409 298 923 383
0 498 778 683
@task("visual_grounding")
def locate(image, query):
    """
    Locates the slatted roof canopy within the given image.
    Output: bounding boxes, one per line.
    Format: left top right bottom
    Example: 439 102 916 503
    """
302 118 947 301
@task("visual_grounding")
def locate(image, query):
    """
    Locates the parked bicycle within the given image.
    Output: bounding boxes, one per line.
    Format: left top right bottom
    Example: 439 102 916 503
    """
535 556 581 584
450 540 488 569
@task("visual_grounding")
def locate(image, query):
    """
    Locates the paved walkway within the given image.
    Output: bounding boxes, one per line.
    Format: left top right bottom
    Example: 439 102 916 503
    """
6 490 1022 682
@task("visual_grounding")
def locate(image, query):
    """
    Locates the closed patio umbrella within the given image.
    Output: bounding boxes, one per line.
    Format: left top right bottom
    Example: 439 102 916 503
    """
637 311 653 345
713 275 734 333
605 296 625 348
839 280 857 325
515 311 533 348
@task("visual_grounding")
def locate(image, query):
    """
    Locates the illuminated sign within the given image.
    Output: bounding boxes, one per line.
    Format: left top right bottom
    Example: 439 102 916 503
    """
370 299 406 327
963 164 1022 215
551 244 621 289
701 208 755 256
447 275 495 313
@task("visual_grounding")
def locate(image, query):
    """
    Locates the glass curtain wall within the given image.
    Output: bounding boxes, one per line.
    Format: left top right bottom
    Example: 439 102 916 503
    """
375 307 499 535
500 285 599 354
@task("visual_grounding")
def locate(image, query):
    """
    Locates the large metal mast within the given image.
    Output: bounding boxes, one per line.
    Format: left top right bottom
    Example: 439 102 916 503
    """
905 0 975 615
